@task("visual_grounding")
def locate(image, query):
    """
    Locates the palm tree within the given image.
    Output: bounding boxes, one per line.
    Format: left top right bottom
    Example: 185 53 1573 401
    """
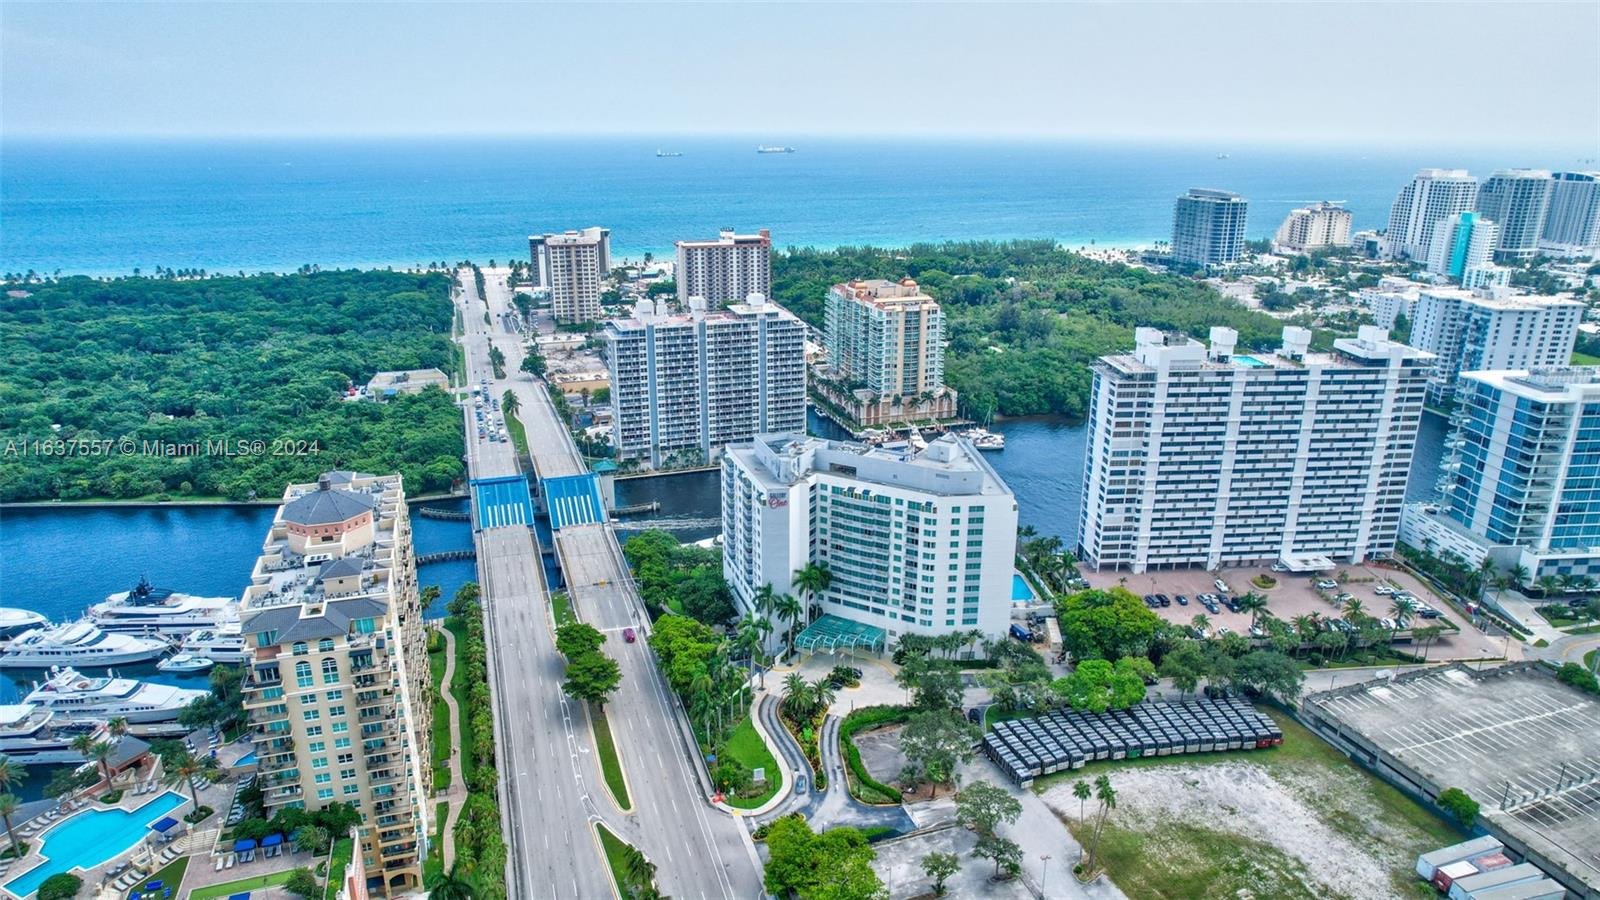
810 677 837 717
753 584 777 621
1072 779 1092 824
163 750 215 814
1536 574 1561 598
501 390 520 416
0 794 20 859
1086 775 1118 870
427 863 476 900
619 844 656 893
1388 597 1418 629
1189 613 1211 636
1237 593 1269 630
792 562 832 627
0 757 22 797
781 673 810 718
736 614 772 686
106 717 129 741
1342 597 1366 622
774 593 803 656
90 741 117 788
1291 615 1319 655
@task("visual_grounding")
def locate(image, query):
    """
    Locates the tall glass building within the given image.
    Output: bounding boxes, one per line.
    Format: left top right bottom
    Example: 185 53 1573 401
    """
1418 368 1600 580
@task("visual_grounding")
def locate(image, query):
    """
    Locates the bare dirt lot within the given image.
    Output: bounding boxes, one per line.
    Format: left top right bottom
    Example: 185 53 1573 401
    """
1034 709 1462 900
1079 562 1515 661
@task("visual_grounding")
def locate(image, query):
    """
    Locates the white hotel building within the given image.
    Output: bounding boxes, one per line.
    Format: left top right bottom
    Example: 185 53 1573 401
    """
1077 326 1433 573
721 433 1018 648
674 229 772 306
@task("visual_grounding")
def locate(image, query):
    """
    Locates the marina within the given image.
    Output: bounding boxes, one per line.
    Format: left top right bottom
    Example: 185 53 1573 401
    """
0 705 102 766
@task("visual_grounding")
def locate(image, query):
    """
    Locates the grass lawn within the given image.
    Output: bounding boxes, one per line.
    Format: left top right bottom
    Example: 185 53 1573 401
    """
1043 708 1461 899
1573 350 1600 366
326 837 354 898
423 800 448 886
590 704 632 810
188 869 297 900
123 855 188 899
722 716 781 810
552 591 575 626
428 626 453 791
506 410 530 459
1564 622 1600 636
445 617 476 785
1585 649 1596 669
595 823 636 896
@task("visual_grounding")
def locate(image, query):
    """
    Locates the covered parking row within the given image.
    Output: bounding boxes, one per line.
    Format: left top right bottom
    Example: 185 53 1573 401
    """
983 697 1283 786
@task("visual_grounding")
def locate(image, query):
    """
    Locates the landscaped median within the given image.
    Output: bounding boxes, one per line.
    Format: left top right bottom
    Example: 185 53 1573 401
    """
589 702 633 811
594 823 664 898
552 620 630 811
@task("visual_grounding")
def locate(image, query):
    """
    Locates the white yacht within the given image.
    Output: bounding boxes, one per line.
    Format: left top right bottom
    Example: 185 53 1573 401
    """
157 653 214 674
0 608 48 640
962 427 1006 450
24 666 209 726
0 705 103 766
0 622 170 669
87 577 239 637
177 623 248 664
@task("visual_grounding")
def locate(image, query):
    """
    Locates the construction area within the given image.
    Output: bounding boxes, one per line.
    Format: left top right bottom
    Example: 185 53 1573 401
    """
1301 663 1600 899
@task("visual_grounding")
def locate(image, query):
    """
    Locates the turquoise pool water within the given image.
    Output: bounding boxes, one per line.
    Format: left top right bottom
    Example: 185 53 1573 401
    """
1011 573 1034 602
4 792 186 898
1234 355 1268 367
236 750 258 767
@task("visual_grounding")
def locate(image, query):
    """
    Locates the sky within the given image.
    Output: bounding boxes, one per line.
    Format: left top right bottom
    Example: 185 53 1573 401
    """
3 1 1598 150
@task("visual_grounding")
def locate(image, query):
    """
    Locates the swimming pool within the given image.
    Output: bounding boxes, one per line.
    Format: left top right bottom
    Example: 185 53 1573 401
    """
236 750 258 767
1233 355 1269 368
4 792 186 899
1011 573 1034 602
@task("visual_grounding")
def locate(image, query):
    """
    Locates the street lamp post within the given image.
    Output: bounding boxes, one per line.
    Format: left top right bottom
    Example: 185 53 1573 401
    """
1040 853 1052 891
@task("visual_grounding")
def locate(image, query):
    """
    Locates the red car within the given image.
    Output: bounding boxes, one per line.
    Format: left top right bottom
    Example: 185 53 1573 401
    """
623 627 636 643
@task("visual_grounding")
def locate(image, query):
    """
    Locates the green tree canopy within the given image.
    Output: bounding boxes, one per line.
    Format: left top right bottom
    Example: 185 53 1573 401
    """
1055 588 1161 661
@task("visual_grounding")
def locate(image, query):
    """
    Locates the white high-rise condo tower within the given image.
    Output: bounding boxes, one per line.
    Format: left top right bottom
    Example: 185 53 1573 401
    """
605 295 805 467
1476 169 1553 262
1077 326 1433 573
1540 172 1600 259
674 229 772 306
1406 287 1581 403
1272 201 1352 254
1385 169 1478 261
1171 189 1248 267
528 227 611 323
721 433 1018 651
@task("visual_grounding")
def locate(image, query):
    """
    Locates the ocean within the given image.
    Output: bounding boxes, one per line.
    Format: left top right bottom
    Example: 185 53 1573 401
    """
0 137 1565 276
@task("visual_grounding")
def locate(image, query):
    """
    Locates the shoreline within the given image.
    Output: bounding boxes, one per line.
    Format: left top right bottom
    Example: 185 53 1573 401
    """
4 239 1159 281
0 490 469 510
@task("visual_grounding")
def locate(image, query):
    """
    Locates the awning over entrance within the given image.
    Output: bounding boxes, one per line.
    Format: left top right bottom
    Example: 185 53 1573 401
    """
1278 553 1335 573
793 614 887 654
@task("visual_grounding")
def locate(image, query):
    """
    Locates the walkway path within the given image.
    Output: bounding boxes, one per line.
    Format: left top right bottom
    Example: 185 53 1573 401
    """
751 695 915 835
437 624 467 870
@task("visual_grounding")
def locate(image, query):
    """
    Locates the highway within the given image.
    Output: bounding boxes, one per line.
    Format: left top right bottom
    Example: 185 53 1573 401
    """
459 268 765 899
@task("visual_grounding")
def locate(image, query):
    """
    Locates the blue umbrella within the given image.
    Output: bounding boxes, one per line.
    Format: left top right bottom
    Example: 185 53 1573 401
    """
233 838 257 852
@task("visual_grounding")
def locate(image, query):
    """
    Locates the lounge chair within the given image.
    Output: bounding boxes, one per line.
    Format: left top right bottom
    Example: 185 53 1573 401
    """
224 854 235 869
214 857 224 872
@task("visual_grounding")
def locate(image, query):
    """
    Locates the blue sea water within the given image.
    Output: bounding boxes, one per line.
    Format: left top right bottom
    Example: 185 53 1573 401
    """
0 137 1563 276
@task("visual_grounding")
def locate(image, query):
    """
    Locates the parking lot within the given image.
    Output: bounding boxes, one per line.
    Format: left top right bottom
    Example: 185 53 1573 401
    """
1079 562 1514 661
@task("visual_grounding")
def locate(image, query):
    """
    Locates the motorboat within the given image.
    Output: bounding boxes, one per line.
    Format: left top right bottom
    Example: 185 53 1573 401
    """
0 704 104 766
0 622 170 669
157 653 215 674
177 623 248 664
756 145 795 154
24 666 209 726
0 608 49 640
962 427 1006 450
87 577 239 637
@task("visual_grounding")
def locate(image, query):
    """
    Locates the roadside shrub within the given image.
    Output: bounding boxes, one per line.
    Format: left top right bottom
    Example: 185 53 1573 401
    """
839 706 913 805
1437 787 1479 828
285 867 319 898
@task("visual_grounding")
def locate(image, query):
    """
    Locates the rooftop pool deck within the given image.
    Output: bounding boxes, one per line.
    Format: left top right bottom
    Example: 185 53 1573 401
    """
1232 354 1269 367
3 792 186 899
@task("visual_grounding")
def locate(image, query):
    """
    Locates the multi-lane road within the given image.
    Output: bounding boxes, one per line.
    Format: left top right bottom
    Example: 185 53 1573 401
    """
457 268 764 899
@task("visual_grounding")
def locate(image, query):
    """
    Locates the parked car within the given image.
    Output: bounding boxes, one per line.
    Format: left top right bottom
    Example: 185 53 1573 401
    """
1175 594 1190 606
1374 584 1395 595
1418 607 1443 619
1270 562 1290 573
1009 624 1031 642
1315 579 1338 590
1156 594 1171 607
1214 578 1230 593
